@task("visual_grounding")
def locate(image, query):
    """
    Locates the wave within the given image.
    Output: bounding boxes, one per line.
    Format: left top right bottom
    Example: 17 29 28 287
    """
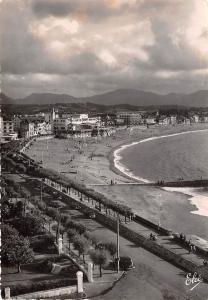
164 187 208 217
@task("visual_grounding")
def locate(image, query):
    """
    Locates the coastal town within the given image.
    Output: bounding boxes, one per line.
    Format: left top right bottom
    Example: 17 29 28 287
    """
1 0 208 299
1 100 208 299
1 106 208 142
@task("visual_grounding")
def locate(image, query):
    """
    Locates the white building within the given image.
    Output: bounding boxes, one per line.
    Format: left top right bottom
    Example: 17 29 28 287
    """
34 121 52 136
146 118 156 125
44 108 58 123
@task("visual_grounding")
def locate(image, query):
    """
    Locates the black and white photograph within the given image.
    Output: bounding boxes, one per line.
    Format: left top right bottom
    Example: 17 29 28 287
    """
1 0 208 299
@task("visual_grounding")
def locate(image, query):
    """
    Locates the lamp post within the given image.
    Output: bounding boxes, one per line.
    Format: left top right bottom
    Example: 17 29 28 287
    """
157 194 162 231
56 207 61 243
116 212 120 273
40 179 43 202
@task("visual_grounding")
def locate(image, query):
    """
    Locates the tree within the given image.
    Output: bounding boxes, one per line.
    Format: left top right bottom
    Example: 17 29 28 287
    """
90 250 108 277
104 242 117 258
13 200 24 218
12 214 44 237
1 224 34 273
1 196 13 220
73 235 91 262
67 228 77 250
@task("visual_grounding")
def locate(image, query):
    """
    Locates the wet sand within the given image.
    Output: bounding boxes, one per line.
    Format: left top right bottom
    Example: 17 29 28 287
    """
26 123 208 239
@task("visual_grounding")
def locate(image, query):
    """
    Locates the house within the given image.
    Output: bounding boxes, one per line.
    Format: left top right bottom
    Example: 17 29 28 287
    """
19 120 35 138
191 114 200 123
1 119 18 141
158 116 171 125
116 112 143 125
34 121 52 136
170 115 177 125
3 119 14 134
146 117 156 125
53 118 71 135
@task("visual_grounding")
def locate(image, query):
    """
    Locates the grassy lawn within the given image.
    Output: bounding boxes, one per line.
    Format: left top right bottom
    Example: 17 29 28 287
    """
1 255 79 297
2 263 58 288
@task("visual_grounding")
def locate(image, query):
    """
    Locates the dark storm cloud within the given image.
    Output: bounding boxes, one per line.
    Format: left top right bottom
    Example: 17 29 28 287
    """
1 0 208 98
32 0 74 18
31 0 126 21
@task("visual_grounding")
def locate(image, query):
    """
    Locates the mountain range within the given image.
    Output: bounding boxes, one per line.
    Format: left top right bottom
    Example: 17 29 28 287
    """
1 89 208 107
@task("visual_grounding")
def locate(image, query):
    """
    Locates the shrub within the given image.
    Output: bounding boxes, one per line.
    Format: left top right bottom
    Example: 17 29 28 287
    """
104 242 117 257
30 235 56 254
38 259 53 273
64 220 86 235
8 278 77 297
11 215 44 237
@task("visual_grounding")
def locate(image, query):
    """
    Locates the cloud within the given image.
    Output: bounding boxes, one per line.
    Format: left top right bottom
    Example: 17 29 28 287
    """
1 0 208 98
32 0 74 18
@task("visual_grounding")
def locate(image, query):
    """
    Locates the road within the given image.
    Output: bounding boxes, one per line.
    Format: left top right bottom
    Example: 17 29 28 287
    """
5 172 208 300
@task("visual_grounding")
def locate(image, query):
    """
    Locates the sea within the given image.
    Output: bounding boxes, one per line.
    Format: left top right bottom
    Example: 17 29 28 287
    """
114 129 208 217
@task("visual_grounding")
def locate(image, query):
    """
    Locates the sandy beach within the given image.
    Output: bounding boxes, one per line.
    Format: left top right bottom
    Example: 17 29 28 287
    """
26 123 208 239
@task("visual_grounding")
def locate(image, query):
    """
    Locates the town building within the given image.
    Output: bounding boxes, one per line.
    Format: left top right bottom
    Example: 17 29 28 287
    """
34 121 52 136
1 118 18 141
116 112 143 126
53 118 71 135
44 108 58 123
19 120 35 138
146 117 156 125
191 114 200 123
53 114 101 137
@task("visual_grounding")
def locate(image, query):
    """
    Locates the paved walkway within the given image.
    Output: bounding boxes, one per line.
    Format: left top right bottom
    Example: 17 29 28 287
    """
43 213 123 298
43 179 207 270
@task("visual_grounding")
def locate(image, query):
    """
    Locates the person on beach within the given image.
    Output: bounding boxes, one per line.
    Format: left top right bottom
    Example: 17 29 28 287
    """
192 245 196 253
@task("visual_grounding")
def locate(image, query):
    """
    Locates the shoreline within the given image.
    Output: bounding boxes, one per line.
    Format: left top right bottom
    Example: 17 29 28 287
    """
110 128 208 218
26 124 208 239
111 128 208 184
164 186 208 217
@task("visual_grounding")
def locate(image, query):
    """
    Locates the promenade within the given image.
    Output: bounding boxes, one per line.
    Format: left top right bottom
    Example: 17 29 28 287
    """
8 172 208 299
42 177 208 274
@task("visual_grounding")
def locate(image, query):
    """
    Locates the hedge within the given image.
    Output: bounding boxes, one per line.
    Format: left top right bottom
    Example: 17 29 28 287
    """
3 278 77 297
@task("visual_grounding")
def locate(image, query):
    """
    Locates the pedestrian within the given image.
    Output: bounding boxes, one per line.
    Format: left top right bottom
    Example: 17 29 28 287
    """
188 245 192 254
192 245 196 253
203 259 207 266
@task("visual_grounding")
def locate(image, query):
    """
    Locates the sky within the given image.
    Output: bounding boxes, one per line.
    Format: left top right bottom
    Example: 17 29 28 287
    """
1 0 208 98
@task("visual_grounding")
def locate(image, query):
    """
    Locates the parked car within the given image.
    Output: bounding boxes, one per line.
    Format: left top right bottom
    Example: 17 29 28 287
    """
95 204 101 211
85 211 96 219
113 256 134 271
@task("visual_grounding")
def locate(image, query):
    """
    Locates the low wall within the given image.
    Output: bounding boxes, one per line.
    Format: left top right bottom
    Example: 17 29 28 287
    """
95 211 208 281
36 134 54 141
53 243 89 280
164 180 208 187
15 285 77 299
134 215 170 235
25 177 208 281
55 193 208 281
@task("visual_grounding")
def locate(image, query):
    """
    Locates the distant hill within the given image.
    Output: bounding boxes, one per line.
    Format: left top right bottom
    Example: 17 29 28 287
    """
1 89 208 107
16 93 79 105
82 89 208 107
0 93 14 105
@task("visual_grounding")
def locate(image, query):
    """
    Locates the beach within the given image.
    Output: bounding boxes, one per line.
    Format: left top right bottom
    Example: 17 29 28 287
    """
26 123 208 239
